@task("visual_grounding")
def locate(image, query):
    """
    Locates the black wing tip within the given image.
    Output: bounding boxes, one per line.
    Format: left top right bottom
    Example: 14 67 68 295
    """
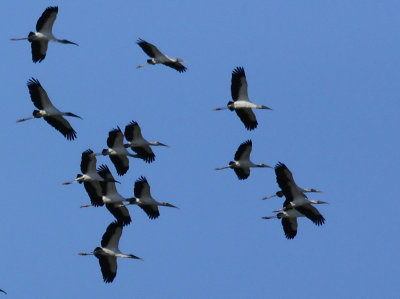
128 120 138 126
275 162 287 170
136 176 147 184
232 66 245 76
314 216 326 226
137 38 146 44
27 77 40 87
240 139 252 147
45 6 58 12
244 121 258 130
82 148 94 155
284 232 296 239
65 129 77 141
97 164 110 173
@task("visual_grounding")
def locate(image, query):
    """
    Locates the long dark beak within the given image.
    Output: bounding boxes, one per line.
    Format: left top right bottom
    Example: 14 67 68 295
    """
66 112 83 119
60 39 78 45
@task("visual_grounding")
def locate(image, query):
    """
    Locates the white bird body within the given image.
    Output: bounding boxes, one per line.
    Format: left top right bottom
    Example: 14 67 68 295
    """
11 6 78 63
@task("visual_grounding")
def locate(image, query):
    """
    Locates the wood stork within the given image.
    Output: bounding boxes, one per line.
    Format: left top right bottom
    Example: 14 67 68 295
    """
213 67 272 130
271 162 328 212
17 78 82 140
262 204 325 239
79 221 142 283
126 176 178 219
215 140 271 180
62 149 120 207
136 38 187 73
97 127 139 176
11 6 78 63
124 121 168 163
81 165 132 226
262 188 322 200
262 162 326 239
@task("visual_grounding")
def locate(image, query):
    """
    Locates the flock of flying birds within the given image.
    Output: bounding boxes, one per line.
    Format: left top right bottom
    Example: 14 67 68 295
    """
9 5 328 286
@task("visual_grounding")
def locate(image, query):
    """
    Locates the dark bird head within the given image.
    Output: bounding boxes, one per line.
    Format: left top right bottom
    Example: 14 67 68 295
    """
147 59 156 65
276 213 284 219
101 149 109 155
93 247 103 257
228 161 236 166
227 101 235 111
32 110 41 118
76 174 84 184
27 32 35 42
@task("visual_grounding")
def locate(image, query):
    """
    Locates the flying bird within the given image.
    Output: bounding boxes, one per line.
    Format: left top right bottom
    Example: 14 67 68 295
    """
11 6 78 63
80 165 132 226
0 289 6 294
79 221 142 283
124 121 168 163
17 78 82 140
127 176 178 219
136 38 187 72
213 67 272 130
262 188 322 200
62 149 119 207
97 127 139 176
215 140 271 180
270 162 328 212
262 162 327 239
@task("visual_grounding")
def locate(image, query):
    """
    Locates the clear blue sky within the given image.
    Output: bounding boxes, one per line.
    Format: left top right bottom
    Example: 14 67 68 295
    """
1 1 399 298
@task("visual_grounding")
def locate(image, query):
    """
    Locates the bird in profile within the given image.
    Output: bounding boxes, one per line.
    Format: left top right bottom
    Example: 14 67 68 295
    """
80 165 132 226
17 78 82 140
270 162 328 212
79 221 142 283
136 38 187 72
215 140 271 180
262 188 322 200
127 176 178 219
213 66 272 130
62 149 119 207
124 121 168 163
97 127 139 176
11 6 78 63
263 162 327 239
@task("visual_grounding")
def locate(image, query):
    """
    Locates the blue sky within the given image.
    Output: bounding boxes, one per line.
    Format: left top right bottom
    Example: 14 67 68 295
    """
1 1 399 298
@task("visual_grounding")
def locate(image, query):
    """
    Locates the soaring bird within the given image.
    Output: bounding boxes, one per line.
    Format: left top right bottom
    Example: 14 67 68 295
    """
97 127 139 176
262 188 322 200
262 204 325 239
136 38 187 72
127 176 178 219
271 162 328 211
79 221 142 283
213 66 272 130
17 78 82 140
124 121 168 163
80 165 132 226
262 162 327 239
215 140 271 180
62 149 119 207
11 6 78 63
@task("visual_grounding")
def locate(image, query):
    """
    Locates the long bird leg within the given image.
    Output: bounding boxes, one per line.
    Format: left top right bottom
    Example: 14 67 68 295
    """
136 62 149 69
262 191 284 200
16 116 35 122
